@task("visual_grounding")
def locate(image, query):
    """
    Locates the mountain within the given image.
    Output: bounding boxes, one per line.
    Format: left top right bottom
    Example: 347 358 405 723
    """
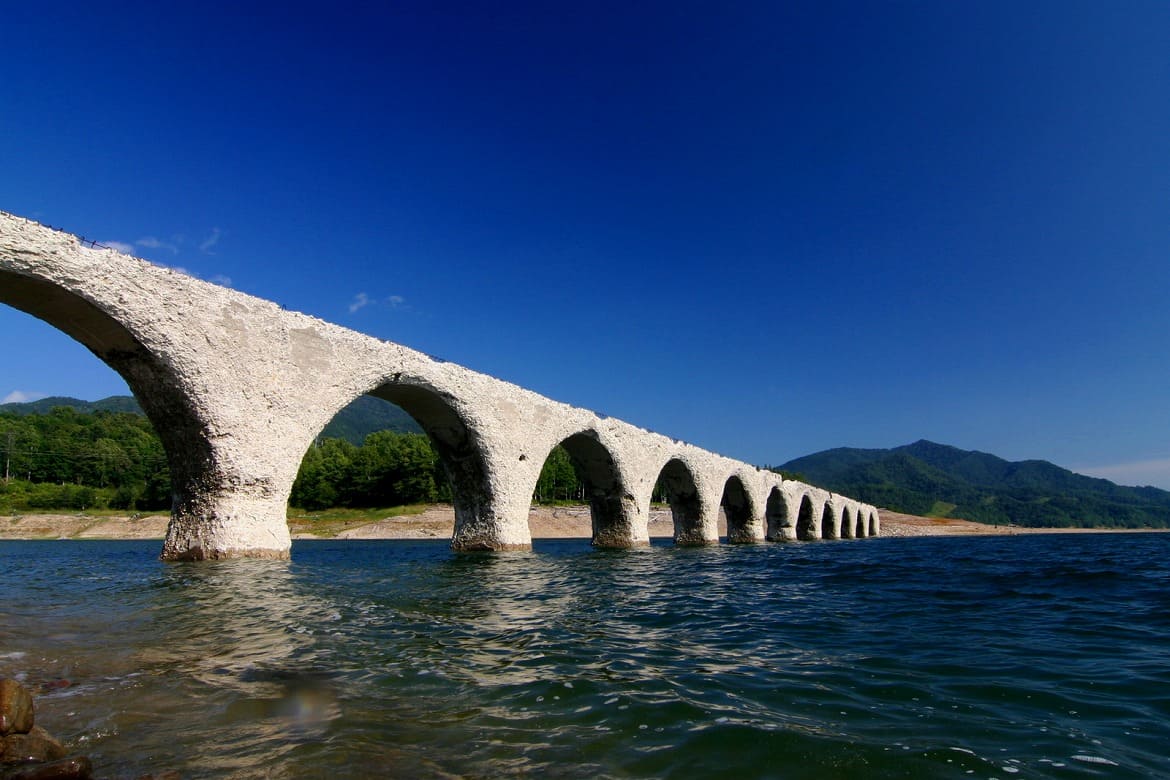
779 440 1170 529
1 394 422 444
0 395 143 415
317 395 422 442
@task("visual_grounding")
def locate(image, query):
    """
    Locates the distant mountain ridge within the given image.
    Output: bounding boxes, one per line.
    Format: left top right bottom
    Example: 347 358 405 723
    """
779 440 1170 528
0 395 143 415
0 394 422 443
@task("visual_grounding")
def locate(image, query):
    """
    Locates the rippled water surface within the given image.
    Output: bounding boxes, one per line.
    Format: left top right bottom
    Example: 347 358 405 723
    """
2 534 1170 778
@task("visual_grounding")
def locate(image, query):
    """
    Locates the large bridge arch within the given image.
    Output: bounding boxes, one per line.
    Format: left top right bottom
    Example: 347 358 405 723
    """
0 265 297 560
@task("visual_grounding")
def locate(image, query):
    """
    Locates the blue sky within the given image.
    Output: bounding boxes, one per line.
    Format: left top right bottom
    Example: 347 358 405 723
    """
3 3 1169 486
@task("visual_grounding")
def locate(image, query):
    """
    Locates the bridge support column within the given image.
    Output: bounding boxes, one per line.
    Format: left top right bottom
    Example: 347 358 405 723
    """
448 467 534 551
673 495 721 546
161 491 292 561
591 493 651 548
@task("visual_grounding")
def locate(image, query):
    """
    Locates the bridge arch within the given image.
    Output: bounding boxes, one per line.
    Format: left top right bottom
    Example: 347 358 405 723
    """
653 457 713 545
531 429 642 548
0 268 290 560
720 473 758 543
840 506 854 539
795 494 818 541
765 487 792 541
820 502 839 540
364 381 499 549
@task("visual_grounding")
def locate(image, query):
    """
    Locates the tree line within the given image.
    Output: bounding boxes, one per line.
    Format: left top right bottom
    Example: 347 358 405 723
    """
1 406 588 513
0 407 170 511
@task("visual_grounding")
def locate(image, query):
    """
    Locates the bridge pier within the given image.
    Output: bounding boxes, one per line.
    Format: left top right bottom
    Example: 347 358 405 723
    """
448 466 534 551
162 491 292 561
590 492 651 548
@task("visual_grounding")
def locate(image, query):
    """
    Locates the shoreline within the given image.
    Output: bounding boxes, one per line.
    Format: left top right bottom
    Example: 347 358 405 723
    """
1 506 1165 542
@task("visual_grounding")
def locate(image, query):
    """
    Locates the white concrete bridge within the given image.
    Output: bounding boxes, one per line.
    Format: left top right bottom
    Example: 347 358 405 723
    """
0 211 879 560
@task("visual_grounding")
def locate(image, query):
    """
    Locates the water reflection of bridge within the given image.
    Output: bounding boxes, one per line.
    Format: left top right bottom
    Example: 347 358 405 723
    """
1 212 878 560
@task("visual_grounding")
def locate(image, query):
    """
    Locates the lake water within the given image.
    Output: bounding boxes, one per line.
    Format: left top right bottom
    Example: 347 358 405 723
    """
2 534 1169 779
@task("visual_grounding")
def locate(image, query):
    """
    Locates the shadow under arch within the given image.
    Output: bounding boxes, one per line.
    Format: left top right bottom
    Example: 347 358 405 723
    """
540 430 636 548
655 458 709 546
721 475 755 543
765 487 791 541
821 502 839 540
0 270 216 532
360 381 496 549
841 507 854 539
795 494 818 541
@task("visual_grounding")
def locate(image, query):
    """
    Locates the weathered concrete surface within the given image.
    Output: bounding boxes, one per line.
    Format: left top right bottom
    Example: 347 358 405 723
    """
0 211 879 559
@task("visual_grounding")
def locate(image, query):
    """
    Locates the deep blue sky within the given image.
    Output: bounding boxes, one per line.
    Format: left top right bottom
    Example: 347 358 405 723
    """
3 3 1169 486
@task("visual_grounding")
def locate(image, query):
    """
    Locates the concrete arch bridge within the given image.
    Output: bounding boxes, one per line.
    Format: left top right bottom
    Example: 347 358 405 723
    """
0 212 879 560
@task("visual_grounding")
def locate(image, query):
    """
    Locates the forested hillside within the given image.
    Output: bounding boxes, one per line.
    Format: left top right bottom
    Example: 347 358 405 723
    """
0 396 585 512
0 404 171 511
778 440 1170 528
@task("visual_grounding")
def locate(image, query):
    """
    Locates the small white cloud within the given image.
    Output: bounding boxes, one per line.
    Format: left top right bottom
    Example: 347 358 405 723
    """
103 241 136 254
199 228 221 254
137 236 180 254
1076 457 1170 490
387 295 405 307
349 292 372 313
2 390 47 404
208 274 233 287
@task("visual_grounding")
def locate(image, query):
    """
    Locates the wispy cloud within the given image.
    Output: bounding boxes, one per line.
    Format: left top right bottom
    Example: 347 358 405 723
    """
349 293 408 314
103 240 136 255
1075 457 1170 490
137 236 180 254
349 292 372 313
2 390 46 404
199 228 221 254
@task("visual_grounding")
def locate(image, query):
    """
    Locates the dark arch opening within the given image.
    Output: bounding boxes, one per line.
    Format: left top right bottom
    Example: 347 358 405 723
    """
840 507 854 539
821 503 838 540
371 383 486 537
722 475 754 543
765 488 790 541
656 458 706 545
534 431 629 546
869 511 879 536
290 390 453 511
795 495 817 541
290 380 493 545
